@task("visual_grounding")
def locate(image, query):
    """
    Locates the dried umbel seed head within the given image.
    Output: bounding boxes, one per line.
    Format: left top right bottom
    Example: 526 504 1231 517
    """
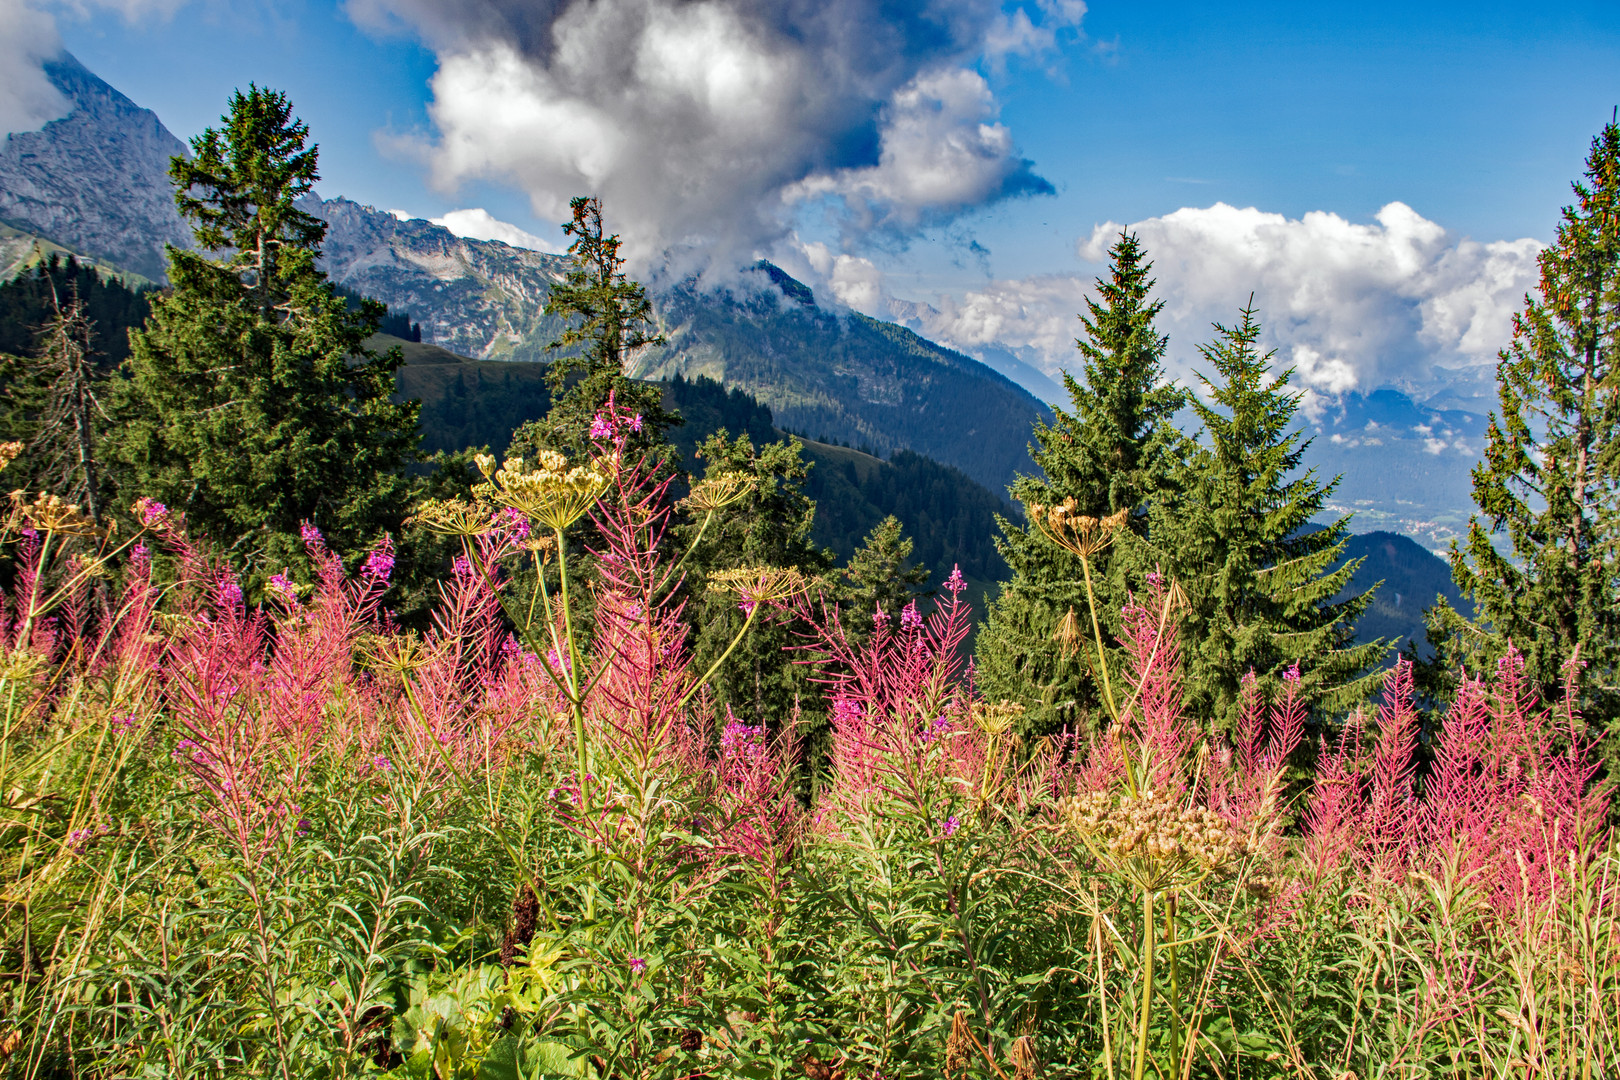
12 491 98 537
708 566 810 607
944 1013 973 1078
1053 605 1084 657
0 649 46 681
1022 497 1128 558
357 632 431 678
409 498 497 537
1065 787 1239 888
0 442 22 471
684 471 755 513
1009 1035 1039 1080
970 699 1026 736
483 452 612 530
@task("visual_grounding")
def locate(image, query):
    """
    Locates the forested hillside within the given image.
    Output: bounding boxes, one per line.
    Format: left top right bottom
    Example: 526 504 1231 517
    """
394 345 1012 588
1336 530 1463 654
0 256 149 366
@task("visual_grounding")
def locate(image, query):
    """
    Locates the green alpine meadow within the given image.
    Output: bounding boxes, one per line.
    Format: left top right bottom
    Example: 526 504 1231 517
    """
1 7 1619 1077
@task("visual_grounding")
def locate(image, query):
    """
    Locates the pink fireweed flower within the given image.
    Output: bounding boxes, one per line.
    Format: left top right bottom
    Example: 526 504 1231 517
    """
491 507 531 543
941 815 960 837
133 497 169 529
130 542 150 567
1284 663 1301 682
110 713 138 734
872 607 889 629
739 599 757 616
630 414 643 433
944 566 966 594
628 957 647 974
267 572 299 604
363 548 395 582
900 602 923 632
720 719 762 752
590 413 613 439
299 522 324 547
452 555 473 579
372 755 393 774
216 577 244 612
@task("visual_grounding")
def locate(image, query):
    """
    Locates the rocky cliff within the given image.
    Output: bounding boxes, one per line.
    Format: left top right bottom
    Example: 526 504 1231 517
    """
0 53 191 282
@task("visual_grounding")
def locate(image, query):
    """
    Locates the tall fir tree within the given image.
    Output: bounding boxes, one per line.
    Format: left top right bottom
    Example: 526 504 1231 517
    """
1 283 110 523
108 87 419 580
507 196 676 467
1423 119 1620 760
976 233 1186 733
1136 302 1385 730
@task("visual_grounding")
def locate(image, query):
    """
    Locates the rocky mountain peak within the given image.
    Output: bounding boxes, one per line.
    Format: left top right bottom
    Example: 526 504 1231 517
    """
0 52 192 282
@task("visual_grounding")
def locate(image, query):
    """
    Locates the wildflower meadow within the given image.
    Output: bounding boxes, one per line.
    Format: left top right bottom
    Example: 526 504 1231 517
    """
0 406 1614 1080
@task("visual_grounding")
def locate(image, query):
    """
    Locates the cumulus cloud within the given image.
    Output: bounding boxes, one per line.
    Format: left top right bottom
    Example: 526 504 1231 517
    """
0 0 69 137
1079 202 1543 393
353 0 1076 267
854 201 1540 399
783 67 1053 236
783 238 902 316
429 207 561 252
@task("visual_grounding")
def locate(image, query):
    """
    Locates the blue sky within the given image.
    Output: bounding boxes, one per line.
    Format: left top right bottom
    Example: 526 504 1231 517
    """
19 0 1620 391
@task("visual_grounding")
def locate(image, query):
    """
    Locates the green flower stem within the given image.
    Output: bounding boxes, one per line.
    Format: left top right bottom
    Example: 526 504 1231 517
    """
1134 887 1156 1080
1166 893 1181 1075
1078 552 1118 722
662 506 717 591
1095 905 1117 1080
676 600 761 712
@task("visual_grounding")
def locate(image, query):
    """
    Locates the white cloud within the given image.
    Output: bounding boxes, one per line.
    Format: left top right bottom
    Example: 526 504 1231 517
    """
784 67 1053 235
0 0 69 137
355 0 1071 268
1079 201 1542 392
822 200 1541 401
791 240 897 316
430 207 560 252
887 272 1090 370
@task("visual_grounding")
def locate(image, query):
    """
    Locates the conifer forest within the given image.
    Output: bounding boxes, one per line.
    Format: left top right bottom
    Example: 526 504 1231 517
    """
3 86 1620 1078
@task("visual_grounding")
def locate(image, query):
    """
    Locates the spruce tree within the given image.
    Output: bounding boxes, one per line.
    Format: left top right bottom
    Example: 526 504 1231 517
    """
507 196 676 466
1 283 109 522
976 233 1186 733
838 514 930 643
109 86 419 580
1138 302 1385 730
1423 119 1620 758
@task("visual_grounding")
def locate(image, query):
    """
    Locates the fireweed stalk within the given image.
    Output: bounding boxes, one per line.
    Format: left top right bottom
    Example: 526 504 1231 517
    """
418 401 768 814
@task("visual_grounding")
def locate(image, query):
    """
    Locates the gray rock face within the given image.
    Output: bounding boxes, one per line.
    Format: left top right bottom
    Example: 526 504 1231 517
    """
308 196 568 360
0 53 191 282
